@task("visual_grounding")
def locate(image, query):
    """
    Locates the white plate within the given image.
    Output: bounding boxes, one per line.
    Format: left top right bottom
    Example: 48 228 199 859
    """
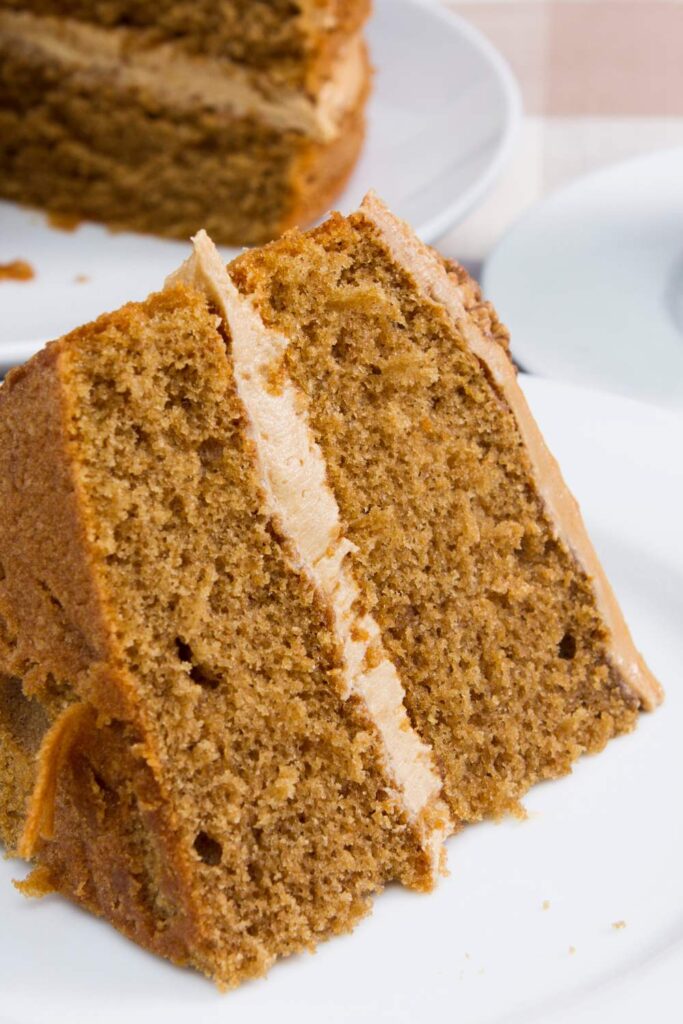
2 376 681 1024
0 0 520 369
483 148 683 409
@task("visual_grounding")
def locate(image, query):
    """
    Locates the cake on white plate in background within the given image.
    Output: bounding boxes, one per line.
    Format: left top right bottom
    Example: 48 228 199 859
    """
0 0 371 244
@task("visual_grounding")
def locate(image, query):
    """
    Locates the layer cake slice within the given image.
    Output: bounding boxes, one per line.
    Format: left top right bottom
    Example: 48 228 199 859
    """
0 195 661 986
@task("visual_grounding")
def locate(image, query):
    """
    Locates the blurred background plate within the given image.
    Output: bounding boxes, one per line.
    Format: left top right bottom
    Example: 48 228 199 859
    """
483 147 683 409
0 0 520 370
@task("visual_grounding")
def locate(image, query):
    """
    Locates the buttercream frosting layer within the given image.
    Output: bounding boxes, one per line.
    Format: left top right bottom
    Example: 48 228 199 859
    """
167 234 450 875
359 191 662 711
0 10 366 141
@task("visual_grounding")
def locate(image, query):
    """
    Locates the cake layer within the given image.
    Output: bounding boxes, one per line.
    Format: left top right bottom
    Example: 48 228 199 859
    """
0 14 369 244
228 195 661 823
0 0 370 91
0 11 368 139
0 282 444 985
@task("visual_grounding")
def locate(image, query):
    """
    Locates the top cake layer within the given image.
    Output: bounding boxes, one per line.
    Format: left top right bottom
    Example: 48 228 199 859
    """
227 194 661 822
0 0 370 90
169 231 449 855
359 194 661 711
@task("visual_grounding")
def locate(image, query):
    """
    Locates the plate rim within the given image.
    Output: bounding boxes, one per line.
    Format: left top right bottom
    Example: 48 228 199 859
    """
481 145 683 407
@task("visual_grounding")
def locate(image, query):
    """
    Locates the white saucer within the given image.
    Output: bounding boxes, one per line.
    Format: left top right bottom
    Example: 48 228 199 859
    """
2 377 682 1024
483 148 683 409
0 0 520 369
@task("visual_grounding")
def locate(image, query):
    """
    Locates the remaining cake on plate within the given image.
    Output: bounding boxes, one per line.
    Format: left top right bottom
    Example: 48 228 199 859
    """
0 1 370 244
0 195 661 987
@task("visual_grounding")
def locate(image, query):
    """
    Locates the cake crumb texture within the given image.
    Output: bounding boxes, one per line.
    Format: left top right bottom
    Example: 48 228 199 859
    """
230 209 644 823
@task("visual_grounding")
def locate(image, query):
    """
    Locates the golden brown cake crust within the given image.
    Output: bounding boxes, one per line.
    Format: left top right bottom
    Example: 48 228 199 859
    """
0 343 119 711
21 706 201 970
0 315 204 967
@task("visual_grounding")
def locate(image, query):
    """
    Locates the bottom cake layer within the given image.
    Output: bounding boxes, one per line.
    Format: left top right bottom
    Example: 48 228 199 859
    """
0 283 444 986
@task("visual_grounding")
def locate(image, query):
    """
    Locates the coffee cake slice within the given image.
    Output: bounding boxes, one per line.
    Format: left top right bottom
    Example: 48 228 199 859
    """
0 195 661 988
0 2 370 245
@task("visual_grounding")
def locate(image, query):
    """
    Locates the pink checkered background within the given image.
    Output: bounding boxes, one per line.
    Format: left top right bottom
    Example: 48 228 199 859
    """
436 0 683 264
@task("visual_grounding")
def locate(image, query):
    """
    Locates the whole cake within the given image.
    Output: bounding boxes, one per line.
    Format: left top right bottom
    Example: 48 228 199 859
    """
0 1 370 244
0 196 661 987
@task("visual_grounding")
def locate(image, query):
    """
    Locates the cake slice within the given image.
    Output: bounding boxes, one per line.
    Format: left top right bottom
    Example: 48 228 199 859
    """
0 1 369 244
0 195 660 987
0 277 447 987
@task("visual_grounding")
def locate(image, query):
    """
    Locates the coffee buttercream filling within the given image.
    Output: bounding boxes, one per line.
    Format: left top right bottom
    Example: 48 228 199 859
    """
167 233 450 873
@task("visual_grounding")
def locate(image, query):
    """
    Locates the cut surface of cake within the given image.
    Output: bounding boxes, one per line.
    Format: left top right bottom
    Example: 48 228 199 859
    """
0 195 661 987
0 1 370 245
221 194 662 822
0 275 448 987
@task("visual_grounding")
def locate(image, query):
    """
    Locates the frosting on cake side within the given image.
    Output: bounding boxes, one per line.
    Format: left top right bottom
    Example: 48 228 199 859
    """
359 191 662 711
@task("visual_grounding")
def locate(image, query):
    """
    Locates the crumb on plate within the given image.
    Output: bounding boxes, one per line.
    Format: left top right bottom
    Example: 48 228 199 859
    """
0 260 34 281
